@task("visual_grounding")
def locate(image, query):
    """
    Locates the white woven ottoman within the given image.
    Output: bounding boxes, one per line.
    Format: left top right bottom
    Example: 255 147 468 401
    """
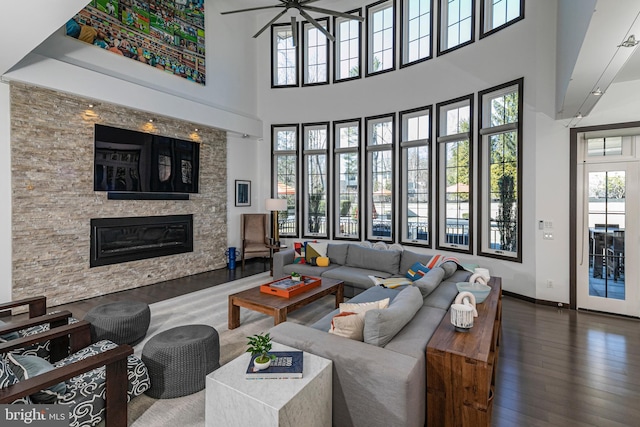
84 300 150 345
142 324 220 399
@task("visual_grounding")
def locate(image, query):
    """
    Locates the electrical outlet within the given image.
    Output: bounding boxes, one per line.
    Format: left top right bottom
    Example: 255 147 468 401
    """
546 280 553 288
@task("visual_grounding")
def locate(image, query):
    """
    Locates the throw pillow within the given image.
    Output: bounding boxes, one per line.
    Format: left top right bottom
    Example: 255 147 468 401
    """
6 353 67 403
363 286 423 347
328 312 365 341
315 257 330 267
305 241 328 264
413 267 445 298
340 298 390 314
405 262 430 281
0 319 20 342
293 242 306 264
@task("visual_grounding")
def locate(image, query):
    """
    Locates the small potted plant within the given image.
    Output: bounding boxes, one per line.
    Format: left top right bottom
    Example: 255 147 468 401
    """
246 332 276 370
291 271 302 282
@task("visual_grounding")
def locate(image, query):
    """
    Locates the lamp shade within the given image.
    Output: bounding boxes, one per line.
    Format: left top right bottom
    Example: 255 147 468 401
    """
265 198 287 212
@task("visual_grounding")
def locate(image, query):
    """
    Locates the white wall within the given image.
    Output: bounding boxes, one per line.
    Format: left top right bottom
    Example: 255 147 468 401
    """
0 82 11 301
253 0 566 299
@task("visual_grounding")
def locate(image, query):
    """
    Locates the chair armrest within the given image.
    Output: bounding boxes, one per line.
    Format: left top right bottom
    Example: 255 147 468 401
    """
0 320 92 359
0 344 132 403
0 296 46 318
0 311 72 336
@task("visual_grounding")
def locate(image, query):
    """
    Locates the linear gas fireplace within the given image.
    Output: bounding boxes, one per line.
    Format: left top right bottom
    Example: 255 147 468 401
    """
90 215 193 267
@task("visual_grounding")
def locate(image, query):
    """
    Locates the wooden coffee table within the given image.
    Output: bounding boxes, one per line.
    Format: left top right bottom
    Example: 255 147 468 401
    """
228 277 344 329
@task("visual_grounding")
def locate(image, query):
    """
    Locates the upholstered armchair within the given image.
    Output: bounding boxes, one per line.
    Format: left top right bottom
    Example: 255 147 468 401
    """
0 317 150 427
241 213 270 270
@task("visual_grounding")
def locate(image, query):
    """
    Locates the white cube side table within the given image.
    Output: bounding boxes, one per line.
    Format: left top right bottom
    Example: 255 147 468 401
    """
205 343 332 427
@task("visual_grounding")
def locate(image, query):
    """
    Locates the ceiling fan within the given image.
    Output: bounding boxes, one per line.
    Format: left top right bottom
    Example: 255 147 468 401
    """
221 0 364 44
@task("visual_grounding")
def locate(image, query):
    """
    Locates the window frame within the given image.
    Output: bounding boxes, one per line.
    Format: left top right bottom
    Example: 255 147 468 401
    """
366 0 397 77
302 122 330 238
436 94 474 253
302 18 330 87
365 113 396 242
477 78 523 261
272 124 300 238
333 8 363 83
480 0 525 39
399 105 433 246
400 0 433 68
271 23 299 88
333 118 362 240
437 0 476 56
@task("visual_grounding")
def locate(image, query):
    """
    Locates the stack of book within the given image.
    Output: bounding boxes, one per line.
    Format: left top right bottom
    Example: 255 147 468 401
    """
245 351 304 379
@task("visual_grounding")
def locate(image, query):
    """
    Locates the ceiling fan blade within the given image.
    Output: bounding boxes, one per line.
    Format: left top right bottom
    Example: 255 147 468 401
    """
291 16 298 47
253 8 289 38
298 9 335 42
221 4 284 15
302 5 365 22
299 0 323 4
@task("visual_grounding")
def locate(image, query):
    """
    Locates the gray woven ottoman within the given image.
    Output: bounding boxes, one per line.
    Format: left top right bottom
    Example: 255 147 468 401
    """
142 324 220 399
84 301 150 345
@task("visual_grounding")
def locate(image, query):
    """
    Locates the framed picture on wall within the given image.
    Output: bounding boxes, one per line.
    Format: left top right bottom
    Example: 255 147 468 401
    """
235 180 251 206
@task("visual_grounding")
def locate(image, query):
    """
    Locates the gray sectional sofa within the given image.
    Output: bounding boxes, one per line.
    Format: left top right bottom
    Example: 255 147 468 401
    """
274 242 443 298
270 243 472 427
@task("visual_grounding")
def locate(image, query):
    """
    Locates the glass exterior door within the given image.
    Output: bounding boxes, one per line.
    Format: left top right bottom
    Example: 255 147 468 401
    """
577 162 639 316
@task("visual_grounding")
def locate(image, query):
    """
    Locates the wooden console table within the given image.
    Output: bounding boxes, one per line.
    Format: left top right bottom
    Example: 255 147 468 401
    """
426 276 502 427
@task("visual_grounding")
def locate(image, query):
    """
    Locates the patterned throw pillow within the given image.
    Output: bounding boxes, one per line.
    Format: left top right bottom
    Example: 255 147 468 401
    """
6 353 67 403
406 262 430 281
305 241 328 264
293 242 306 264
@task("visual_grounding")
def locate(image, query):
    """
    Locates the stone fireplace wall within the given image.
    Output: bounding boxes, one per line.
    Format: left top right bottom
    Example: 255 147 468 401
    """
10 83 227 306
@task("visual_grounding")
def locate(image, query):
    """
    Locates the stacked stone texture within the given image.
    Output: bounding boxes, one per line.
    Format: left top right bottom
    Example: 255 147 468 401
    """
10 83 228 306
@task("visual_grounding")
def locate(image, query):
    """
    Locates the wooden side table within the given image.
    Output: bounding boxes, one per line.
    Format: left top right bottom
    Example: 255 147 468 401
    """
205 343 332 427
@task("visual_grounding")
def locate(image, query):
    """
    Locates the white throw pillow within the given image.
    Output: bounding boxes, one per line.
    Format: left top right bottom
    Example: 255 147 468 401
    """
339 298 390 314
329 312 365 341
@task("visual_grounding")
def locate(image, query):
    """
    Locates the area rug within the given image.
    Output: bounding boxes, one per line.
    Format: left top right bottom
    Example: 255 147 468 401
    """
128 272 337 427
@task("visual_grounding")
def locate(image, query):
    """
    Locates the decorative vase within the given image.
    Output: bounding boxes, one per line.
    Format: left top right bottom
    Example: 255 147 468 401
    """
253 357 271 371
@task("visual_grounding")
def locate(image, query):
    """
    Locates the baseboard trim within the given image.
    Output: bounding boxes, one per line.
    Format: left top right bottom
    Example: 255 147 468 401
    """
502 290 567 308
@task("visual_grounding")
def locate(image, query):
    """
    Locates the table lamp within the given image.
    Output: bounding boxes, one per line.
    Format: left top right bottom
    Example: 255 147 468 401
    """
265 198 287 246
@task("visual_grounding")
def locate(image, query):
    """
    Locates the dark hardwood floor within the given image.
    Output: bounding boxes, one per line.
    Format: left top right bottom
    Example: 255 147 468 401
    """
48 264 640 426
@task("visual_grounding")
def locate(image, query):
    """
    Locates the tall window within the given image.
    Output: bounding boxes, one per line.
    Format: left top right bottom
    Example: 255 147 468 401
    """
437 95 472 252
478 79 522 260
272 24 298 87
438 0 474 54
481 0 524 38
367 0 396 76
303 19 329 86
366 114 395 241
303 123 329 237
402 0 432 66
400 106 431 245
334 120 361 239
272 125 299 237
334 10 362 82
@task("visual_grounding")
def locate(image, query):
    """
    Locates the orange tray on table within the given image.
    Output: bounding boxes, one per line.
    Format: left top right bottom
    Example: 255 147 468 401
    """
260 276 322 298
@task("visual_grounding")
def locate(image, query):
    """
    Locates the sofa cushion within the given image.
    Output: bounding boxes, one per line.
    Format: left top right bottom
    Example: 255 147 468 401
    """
0 319 20 342
282 263 339 278
383 305 448 359
399 250 433 277
327 243 349 265
340 298 390 314
345 245 401 274
6 353 66 403
363 286 423 347
0 357 32 404
423 276 465 310
322 266 392 290
329 312 365 340
413 267 445 298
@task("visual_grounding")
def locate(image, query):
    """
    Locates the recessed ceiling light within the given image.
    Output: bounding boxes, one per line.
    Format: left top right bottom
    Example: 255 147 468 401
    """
576 113 583 119
88 104 94 108
194 128 199 132
148 118 154 123
591 88 603 96
618 35 638 48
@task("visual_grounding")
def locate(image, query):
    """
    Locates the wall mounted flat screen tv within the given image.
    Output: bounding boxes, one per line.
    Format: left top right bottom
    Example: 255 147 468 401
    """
94 124 200 195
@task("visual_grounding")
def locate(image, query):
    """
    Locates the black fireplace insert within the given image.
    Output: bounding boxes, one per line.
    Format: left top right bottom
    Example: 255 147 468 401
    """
90 215 193 267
